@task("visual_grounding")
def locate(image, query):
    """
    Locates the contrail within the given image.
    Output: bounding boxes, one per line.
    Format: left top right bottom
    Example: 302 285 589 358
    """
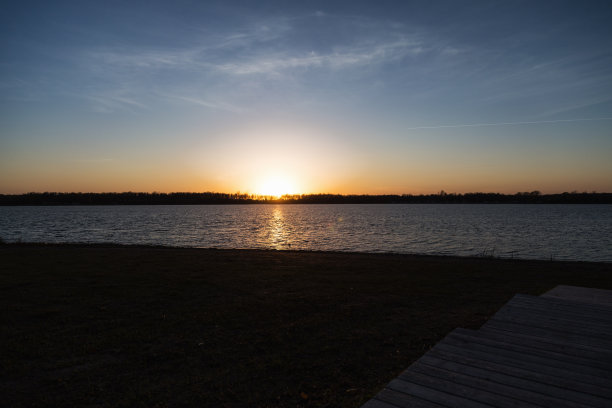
404 117 612 130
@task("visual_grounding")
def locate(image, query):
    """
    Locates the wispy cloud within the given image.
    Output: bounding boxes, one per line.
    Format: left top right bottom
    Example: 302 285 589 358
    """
88 49 197 69
85 17 295 73
478 56 612 103
404 117 612 130
536 97 612 118
203 20 292 50
214 39 422 76
86 34 423 77
71 10 612 119
83 91 149 113
166 95 245 113
76 14 431 113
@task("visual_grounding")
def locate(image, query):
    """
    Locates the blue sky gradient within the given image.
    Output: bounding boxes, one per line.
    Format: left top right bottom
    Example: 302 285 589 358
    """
2 0 611 193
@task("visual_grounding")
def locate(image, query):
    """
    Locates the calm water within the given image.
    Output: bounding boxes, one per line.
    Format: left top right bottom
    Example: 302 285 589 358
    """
1 204 611 262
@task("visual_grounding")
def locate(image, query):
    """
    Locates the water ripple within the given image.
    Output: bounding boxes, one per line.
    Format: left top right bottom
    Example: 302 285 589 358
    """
1 204 611 262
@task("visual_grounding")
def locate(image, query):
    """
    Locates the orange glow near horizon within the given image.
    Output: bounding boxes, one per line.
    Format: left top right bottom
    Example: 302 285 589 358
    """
2 117 612 195
254 175 300 197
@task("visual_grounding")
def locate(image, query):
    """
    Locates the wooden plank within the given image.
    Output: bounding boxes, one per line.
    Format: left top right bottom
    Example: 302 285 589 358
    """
497 302 612 327
361 397 402 408
373 388 446 408
432 342 612 391
418 354 612 408
407 361 589 408
427 347 612 400
511 294 612 314
482 318 612 351
543 285 612 307
439 330 612 379
512 293 612 315
482 319 612 350
454 327 612 364
447 329 612 371
506 299 612 323
379 380 489 408
386 377 504 408
478 325 612 355
392 371 538 408
490 305 612 337
492 309 612 338
440 336 612 379
506 303 612 324
500 300 612 325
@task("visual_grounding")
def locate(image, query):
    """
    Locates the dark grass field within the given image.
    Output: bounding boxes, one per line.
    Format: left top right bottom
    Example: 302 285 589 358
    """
2 243 612 407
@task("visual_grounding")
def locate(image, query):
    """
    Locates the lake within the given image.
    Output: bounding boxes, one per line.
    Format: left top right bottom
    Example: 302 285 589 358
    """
1 204 611 262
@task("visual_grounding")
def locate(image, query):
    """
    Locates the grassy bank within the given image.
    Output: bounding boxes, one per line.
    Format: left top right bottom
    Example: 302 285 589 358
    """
2 244 611 407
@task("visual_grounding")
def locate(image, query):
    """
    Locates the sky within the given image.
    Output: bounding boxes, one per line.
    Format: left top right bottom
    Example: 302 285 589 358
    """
1 0 612 195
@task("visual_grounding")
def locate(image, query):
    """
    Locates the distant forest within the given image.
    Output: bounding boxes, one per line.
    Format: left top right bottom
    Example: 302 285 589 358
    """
1 191 611 205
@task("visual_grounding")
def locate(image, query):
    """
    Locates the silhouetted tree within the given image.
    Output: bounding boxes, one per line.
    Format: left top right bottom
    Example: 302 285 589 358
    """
1 191 611 205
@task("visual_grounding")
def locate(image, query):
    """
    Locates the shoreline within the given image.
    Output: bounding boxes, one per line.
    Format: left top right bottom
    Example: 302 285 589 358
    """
2 241 611 265
2 244 612 407
2 191 612 205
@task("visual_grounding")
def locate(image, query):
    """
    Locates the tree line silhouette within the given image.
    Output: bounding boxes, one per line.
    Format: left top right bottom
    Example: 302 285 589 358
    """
1 191 611 205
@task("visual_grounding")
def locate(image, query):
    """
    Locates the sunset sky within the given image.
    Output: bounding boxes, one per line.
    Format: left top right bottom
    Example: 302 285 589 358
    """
1 0 611 195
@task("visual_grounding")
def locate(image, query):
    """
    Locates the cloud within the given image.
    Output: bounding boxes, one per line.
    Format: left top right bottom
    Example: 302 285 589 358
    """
404 117 612 130
536 97 612 118
84 91 148 113
86 36 423 78
166 95 245 113
73 13 433 113
214 39 422 76
88 49 196 69
206 20 292 50
84 12 427 77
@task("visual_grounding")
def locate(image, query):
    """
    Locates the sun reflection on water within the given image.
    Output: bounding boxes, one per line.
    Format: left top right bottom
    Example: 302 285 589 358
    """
3 205 610 261
267 206 291 249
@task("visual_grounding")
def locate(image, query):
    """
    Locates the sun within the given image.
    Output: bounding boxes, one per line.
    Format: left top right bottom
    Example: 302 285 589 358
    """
256 175 297 197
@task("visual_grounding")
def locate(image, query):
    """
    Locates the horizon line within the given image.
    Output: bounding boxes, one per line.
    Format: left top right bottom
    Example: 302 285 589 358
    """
1 191 610 196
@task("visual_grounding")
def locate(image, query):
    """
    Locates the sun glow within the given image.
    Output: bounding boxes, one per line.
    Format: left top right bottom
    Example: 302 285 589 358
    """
256 175 298 197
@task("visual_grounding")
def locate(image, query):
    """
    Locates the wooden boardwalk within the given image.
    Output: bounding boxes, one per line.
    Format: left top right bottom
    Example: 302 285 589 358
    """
362 285 612 408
